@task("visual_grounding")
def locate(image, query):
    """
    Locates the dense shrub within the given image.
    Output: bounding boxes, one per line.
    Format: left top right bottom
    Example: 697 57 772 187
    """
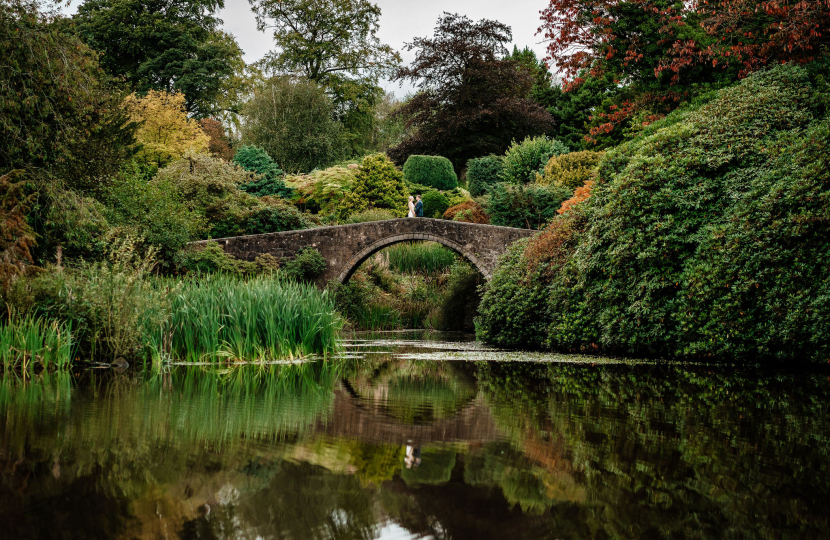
281 248 326 283
500 136 569 184
466 155 503 196
421 190 450 218
443 200 489 224
402 155 458 190
241 76 345 173
153 152 310 239
435 262 483 332
339 154 409 218
486 183 572 229
538 151 603 190
289 166 355 216
176 242 280 275
477 211 586 349
232 145 293 198
104 163 205 263
479 64 830 363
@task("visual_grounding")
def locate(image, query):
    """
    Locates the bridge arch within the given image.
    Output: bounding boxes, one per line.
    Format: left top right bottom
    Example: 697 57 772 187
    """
336 232 490 284
189 218 536 286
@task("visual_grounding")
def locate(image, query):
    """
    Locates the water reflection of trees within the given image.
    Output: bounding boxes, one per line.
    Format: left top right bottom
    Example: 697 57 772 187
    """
475 362 830 538
1 360 829 540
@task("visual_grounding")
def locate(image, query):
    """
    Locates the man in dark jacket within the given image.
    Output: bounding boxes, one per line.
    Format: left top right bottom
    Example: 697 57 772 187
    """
414 195 424 217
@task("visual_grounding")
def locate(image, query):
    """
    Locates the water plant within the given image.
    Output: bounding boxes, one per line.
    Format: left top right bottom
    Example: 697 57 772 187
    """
153 274 342 363
0 316 73 372
384 242 457 275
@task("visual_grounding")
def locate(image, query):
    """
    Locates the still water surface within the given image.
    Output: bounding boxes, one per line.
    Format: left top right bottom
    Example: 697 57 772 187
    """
1 332 828 540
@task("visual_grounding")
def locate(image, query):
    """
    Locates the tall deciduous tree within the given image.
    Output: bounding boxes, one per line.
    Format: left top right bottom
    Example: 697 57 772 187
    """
389 13 555 171
248 0 401 154
240 77 345 173
249 0 400 86
1 0 135 192
125 90 210 169
74 0 245 117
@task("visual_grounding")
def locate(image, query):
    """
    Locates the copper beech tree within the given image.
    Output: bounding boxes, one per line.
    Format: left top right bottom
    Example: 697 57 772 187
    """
389 13 554 170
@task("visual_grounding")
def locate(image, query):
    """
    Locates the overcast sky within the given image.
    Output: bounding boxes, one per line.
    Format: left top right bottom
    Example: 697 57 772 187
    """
61 0 553 96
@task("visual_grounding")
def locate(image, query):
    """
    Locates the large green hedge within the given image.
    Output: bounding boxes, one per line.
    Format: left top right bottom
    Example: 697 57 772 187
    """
478 64 830 363
466 155 503 196
500 136 569 184
486 183 572 229
402 155 458 190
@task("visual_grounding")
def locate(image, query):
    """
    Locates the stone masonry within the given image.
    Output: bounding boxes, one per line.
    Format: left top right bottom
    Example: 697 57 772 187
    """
189 218 536 285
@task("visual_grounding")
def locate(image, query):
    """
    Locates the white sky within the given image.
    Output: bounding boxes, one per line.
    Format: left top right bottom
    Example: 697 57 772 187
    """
61 0 553 96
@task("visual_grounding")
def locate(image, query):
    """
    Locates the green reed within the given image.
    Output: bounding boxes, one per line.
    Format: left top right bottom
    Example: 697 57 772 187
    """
152 274 343 363
383 242 457 275
0 316 73 372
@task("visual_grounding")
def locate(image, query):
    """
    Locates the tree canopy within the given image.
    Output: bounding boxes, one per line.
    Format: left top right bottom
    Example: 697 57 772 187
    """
74 0 245 117
389 13 554 170
1 0 135 191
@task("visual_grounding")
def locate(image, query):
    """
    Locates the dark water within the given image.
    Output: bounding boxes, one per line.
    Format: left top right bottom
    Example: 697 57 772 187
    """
1 332 829 540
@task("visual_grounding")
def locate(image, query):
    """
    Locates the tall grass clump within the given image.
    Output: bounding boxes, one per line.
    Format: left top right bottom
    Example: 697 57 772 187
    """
154 274 342 363
384 242 457 275
0 316 73 372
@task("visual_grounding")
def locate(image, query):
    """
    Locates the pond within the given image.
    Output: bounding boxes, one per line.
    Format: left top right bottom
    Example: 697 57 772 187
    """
1 332 828 539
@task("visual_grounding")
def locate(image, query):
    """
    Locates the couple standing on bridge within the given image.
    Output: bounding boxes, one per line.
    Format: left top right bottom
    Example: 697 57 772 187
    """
407 194 423 218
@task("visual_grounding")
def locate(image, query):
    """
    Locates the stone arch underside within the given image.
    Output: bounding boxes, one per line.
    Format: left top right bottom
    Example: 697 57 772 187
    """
336 233 490 284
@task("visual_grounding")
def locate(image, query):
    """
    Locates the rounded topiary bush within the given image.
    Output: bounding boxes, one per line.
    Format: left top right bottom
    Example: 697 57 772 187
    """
467 155 503 196
421 190 450 218
501 136 569 184
538 150 603 190
339 154 409 218
403 155 458 190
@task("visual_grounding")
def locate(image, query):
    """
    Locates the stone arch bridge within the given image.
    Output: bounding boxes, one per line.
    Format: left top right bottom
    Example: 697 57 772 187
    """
191 218 535 285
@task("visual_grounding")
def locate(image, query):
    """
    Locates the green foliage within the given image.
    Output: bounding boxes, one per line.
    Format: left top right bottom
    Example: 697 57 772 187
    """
487 183 572 229
233 145 293 198
0 316 73 373
74 0 244 118
400 447 457 486
538 150 603 190
288 166 355 216
384 242 457 275
435 262 482 332
420 190 450 219
339 154 409 218
153 273 342 362
1 1 135 193
10 237 170 361
540 72 620 151
176 242 280 276
476 240 550 349
104 162 206 263
153 152 311 239
480 64 830 362
466 155 504 197
241 76 346 173
402 155 458 190
344 208 396 223
500 135 570 184
281 248 327 283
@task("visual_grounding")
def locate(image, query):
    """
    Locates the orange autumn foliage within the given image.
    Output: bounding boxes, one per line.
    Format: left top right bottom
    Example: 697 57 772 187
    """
443 200 490 224
557 180 594 215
